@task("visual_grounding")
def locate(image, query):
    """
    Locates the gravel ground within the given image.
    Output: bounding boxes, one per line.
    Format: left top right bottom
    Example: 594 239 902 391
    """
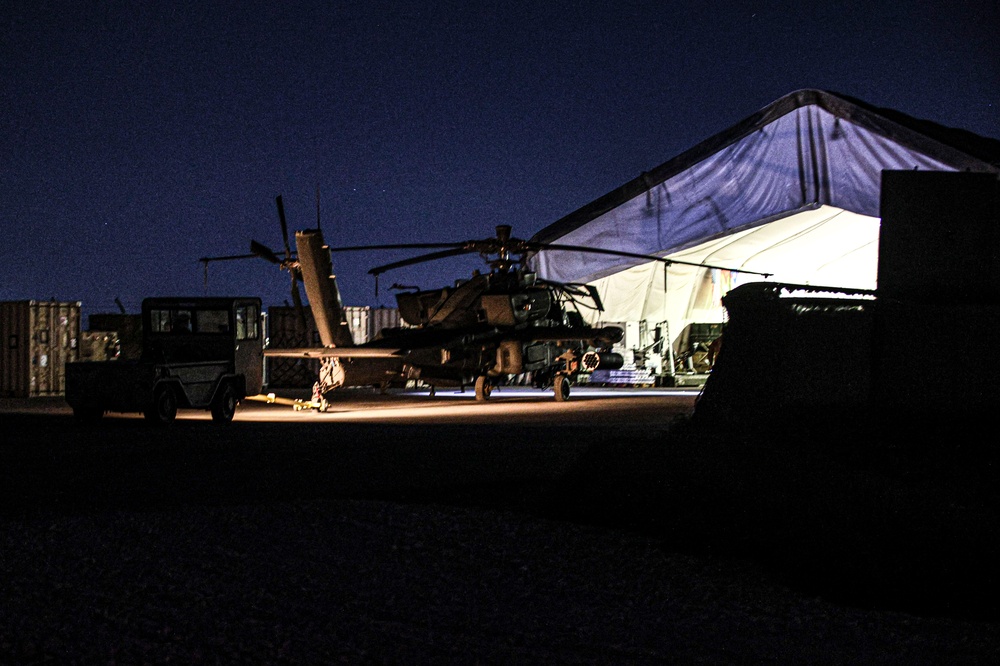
2 400 999 663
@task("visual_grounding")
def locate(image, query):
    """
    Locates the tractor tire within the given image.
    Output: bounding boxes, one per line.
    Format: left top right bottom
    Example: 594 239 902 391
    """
145 385 178 425
211 381 238 423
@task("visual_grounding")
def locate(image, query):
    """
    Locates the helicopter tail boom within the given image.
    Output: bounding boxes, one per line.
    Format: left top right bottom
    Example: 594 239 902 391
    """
295 229 355 348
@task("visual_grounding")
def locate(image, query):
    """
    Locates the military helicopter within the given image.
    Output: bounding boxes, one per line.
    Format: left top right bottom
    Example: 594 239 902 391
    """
202 196 770 407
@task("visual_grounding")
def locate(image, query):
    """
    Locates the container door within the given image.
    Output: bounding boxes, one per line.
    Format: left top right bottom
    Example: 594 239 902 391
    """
234 301 264 395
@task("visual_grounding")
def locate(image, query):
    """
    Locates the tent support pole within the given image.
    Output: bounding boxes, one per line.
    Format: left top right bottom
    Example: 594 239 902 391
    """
662 263 675 380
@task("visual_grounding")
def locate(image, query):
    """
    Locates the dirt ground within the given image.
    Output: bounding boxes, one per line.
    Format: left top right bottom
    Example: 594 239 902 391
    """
2 392 998 663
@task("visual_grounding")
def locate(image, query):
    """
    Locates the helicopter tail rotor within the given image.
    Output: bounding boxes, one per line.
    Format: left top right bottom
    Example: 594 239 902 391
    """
250 239 283 264
276 195 293 259
273 196 309 328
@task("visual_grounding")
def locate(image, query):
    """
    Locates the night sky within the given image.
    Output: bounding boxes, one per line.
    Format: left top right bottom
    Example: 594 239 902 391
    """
3 1 997 322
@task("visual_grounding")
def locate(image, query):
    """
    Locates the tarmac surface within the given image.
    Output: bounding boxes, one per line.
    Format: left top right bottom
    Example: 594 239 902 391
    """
22 384 703 424
2 387 998 663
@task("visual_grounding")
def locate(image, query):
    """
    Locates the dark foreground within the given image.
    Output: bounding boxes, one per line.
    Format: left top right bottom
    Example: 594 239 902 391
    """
2 392 998 663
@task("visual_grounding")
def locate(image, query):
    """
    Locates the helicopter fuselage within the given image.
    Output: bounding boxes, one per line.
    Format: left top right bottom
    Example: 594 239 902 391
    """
242 203 625 402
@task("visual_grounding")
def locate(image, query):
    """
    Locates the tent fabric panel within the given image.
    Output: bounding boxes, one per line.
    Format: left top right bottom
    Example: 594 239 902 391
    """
532 106 954 285
529 89 1000 355
532 89 1000 249
819 110 954 214
730 213 880 289
585 206 881 330
588 261 660 323
677 206 882 288
589 261 710 336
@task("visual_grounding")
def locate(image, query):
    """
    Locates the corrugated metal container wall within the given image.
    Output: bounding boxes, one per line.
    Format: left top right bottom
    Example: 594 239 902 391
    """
343 306 370 345
0 302 29 397
342 306 406 343
370 306 403 339
0 300 81 397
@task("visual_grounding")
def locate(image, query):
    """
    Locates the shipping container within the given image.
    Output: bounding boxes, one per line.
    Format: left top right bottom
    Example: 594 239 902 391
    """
344 306 370 345
369 306 403 340
1 300 81 397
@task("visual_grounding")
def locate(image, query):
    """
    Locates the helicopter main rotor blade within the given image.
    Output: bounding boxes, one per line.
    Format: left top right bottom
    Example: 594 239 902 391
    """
368 247 475 276
328 242 463 253
318 221 771 279
197 253 257 264
530 242 773 278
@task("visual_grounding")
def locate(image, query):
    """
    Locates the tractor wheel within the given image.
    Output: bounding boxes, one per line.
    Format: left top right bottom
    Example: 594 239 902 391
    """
554 375 571 402
474 375 493 401
211 382 238 423
145 385 178 425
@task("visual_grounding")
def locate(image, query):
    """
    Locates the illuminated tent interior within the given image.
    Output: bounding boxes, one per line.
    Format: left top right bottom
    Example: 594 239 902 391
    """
529 89 1000 352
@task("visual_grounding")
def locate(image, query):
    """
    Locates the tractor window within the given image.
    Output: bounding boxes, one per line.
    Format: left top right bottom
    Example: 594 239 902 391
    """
235 304 259 341
149 308 230 335
196 309 230 334
150 309 193 334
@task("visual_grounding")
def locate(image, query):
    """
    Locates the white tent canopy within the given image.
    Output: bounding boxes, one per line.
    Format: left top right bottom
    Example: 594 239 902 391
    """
530 90 999 342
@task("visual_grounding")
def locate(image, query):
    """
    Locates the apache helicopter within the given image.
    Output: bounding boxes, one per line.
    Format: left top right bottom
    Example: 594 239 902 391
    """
202 196 770 407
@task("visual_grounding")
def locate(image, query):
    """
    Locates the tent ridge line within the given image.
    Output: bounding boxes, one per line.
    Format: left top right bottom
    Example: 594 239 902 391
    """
532 89 1000 246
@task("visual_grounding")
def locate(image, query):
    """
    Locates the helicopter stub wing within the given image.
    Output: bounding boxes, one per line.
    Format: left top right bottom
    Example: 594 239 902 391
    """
264 347 405 359
507 325 625 346
264 325 495 361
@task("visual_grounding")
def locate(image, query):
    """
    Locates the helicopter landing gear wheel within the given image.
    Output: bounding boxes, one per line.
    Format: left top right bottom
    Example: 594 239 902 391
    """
554 374 571 402
474 375 493 401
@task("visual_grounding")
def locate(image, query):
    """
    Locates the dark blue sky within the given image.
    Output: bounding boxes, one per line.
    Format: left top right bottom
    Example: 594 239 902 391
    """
3 1 997 320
